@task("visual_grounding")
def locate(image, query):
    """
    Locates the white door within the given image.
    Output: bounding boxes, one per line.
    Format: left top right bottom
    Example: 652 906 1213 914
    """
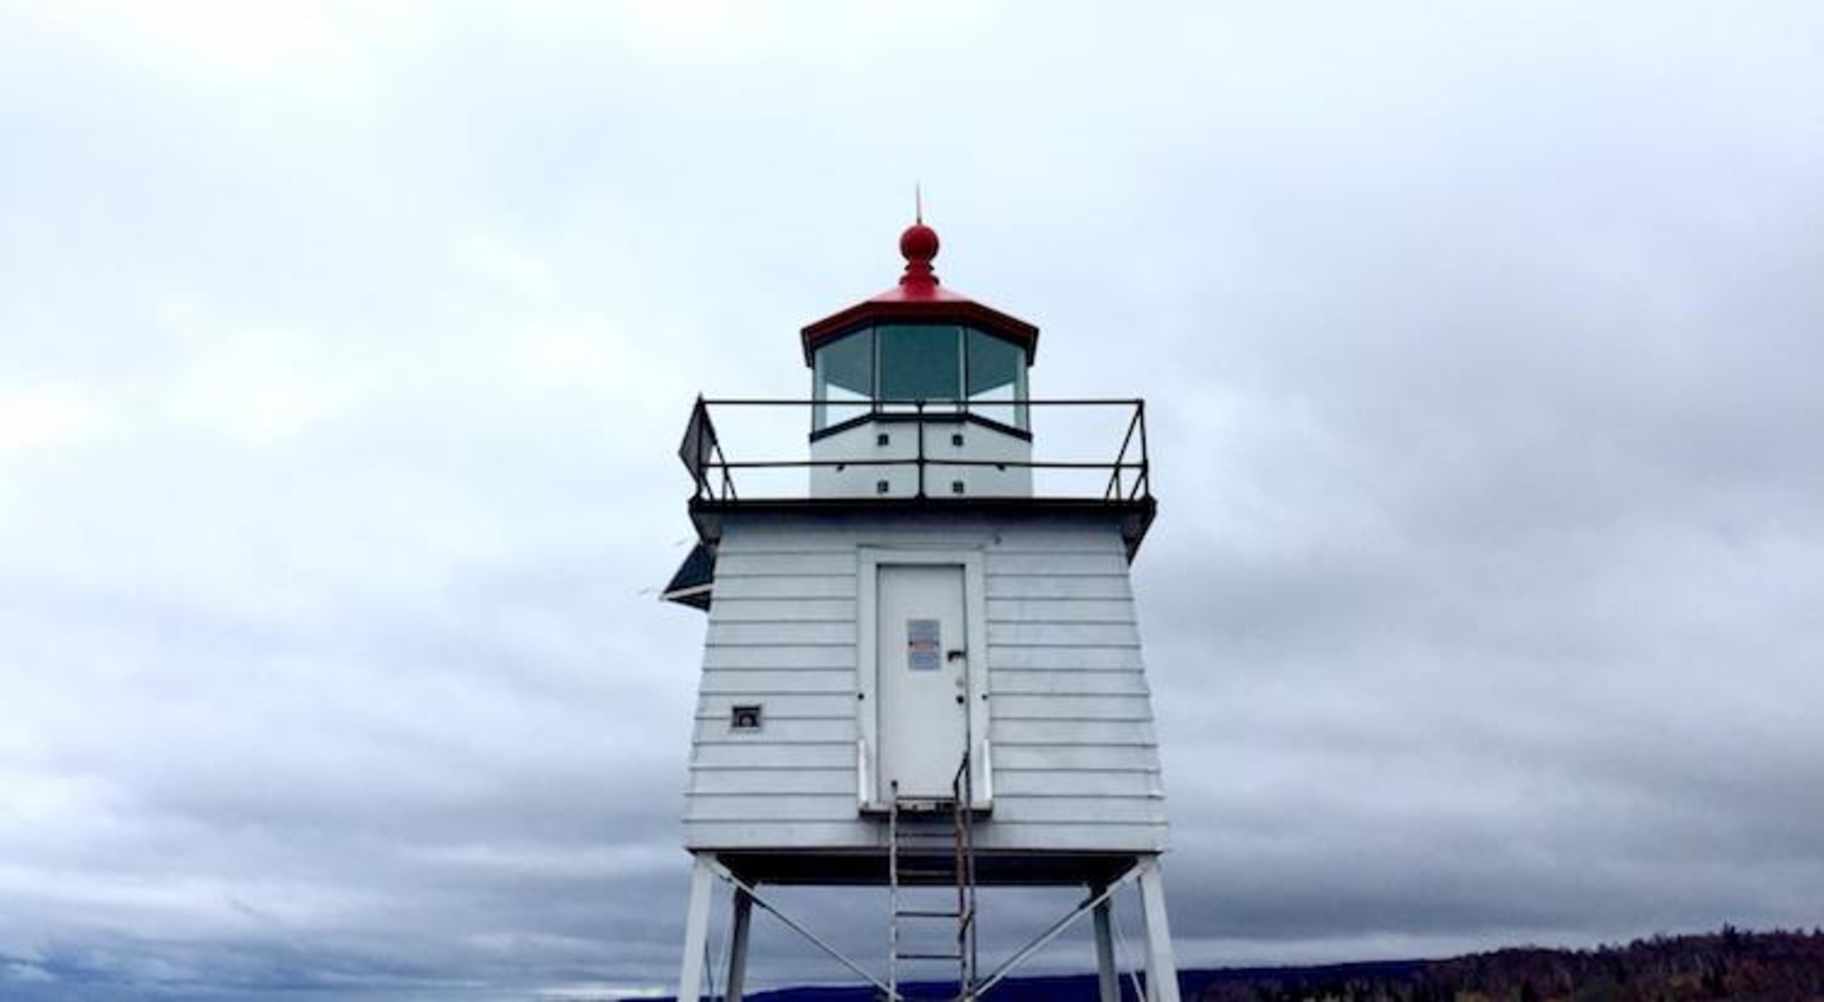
876 564 969 799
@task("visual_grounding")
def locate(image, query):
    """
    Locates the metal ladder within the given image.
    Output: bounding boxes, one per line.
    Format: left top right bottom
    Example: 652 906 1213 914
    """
887 755 978 1001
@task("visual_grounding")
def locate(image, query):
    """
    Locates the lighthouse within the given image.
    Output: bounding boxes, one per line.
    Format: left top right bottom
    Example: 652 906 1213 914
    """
663 215 1180 1001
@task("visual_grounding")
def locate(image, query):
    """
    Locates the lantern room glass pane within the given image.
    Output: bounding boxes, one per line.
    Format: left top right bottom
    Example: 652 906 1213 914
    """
966 329 1028 429
878 325 961 403
813 329 873 430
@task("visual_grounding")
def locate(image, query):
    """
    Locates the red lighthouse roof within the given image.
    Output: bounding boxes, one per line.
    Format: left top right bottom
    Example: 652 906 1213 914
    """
799 218 1040 365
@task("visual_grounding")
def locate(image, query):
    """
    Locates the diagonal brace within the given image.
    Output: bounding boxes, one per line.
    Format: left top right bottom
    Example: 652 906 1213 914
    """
970 860 1149 1000
703 858 905 1001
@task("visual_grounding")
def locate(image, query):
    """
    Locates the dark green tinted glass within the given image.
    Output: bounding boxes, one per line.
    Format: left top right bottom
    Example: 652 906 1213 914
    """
878 325 961 400
815 329 873 397
966 330 1022 396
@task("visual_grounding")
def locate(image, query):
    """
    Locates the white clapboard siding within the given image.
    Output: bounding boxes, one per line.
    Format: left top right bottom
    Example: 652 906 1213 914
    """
715 552 857 577
684 513 1167 854
987 622 1141 647
989 670 1150 695
685 794 861 822
987 598 1135 623
699 669 857 694
697 693 857 719
992 744 1162 771
711 598 858 622
991 718 1158 744
692 743 854 770
707 621 855 647
986 646 1146 671
688 768 856 796
702 645 855 670
987 552 1129 576
973 823 1167 852
693 717 856 743
682 821 880 847
995 769 1163 798
990 693 1152 720
711 575 858 600
988 797 1165 825
986 574 1131 600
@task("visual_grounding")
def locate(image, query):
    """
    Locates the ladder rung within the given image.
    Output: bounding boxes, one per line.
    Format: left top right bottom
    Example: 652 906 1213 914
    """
900 952 962 961
896 909 961 918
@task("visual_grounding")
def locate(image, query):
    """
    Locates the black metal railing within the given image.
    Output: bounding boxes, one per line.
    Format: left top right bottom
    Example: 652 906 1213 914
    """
678 397 1151 504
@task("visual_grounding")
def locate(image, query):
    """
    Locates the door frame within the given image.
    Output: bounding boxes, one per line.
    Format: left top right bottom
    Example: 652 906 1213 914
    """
857 547 990 812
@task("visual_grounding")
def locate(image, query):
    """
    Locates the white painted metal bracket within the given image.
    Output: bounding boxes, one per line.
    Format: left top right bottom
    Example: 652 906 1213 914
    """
971 858 1149 999
703 857 907 1001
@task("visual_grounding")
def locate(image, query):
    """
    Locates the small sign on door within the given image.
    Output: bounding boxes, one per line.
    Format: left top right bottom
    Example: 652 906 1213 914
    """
907 619 941 671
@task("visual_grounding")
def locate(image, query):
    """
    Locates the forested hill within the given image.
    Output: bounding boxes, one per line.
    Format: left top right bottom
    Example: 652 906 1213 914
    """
673 928 1824 1001
1198 927 1824 1002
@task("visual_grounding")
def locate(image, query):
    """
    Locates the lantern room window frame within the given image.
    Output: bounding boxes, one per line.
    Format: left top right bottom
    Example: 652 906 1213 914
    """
811 324 1030 436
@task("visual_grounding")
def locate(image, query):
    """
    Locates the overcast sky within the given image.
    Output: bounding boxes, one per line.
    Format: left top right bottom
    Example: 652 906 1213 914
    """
4 2 1823 999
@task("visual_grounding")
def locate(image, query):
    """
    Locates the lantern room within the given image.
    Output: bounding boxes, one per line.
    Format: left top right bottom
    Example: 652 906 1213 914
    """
801 219 1040 499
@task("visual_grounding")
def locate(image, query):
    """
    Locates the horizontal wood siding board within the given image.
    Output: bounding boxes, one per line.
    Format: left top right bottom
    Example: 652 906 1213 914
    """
711 598 857 622
693 718 857 742
692 744 855 769
710 575 858 600
987 553 1129 576
993 770 1164 798
696 693 857 719
688 769 857 796
714 552 857 577
989 694 1153 721
986 797 1167 825
992 744 1163 771
684 794 862 822
987 647 1146 670
684 821 879 849
987 622 1141 647
700 670 858 694
988 671 1151 696
985 575 1131 600
703 646 855 670
991 719 1158 744
986 598 1135 623
971 823 1168 853
707 621 856 646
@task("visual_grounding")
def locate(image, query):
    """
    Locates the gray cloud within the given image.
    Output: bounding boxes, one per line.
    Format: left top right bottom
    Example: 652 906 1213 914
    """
4 1 1823 998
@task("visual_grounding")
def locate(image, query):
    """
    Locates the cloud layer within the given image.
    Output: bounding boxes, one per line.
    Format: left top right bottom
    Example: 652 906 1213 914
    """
4 2 1822 997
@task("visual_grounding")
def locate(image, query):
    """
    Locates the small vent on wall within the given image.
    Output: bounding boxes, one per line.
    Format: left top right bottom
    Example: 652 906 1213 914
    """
730 704 763 731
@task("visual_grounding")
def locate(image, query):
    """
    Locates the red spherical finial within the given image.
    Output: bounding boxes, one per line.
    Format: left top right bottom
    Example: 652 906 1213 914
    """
900 222 939 264
898 220 939 290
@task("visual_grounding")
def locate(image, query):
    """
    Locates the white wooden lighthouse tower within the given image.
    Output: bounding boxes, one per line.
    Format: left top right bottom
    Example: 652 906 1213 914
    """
663 216 1180 1001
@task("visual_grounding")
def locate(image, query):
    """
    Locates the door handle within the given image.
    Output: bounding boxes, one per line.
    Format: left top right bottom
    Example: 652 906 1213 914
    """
946 649 966 662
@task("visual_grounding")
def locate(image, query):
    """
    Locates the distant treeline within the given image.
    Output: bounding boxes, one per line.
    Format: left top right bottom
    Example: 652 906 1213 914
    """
667 927 1824 1001
1196 927 1824 1002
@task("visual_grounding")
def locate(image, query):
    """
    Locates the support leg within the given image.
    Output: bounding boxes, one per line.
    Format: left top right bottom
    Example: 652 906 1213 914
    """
1091 884 1120 1002
1138 860 1182 1002
724 887 754 1001
675 854 716 1002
